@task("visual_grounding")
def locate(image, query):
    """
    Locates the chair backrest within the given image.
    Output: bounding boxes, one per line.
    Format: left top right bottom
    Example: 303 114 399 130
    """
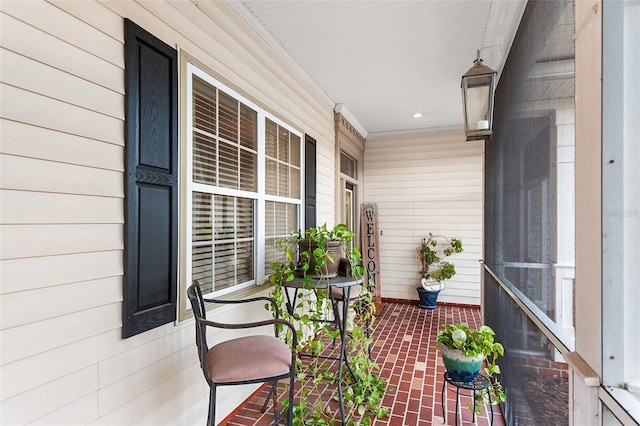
187 281 210 377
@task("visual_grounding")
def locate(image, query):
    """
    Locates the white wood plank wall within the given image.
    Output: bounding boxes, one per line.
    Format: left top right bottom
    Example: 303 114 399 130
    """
363 131 484 305
0 0 336 424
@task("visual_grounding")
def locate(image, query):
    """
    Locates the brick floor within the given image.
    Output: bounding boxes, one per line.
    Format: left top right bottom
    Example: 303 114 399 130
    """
223 302 505 426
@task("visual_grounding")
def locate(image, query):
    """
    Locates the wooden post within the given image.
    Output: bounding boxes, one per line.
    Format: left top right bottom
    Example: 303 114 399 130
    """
361 203 383 314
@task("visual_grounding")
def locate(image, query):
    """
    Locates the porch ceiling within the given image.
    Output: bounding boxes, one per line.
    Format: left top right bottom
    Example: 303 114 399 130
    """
232 0 527 137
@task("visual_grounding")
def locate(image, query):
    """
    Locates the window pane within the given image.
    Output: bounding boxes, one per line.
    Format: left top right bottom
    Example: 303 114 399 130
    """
192 192 212 242
237 197 253 239
266 158 277 195
340 152 357 178
278 164 289 197
193 132 216 185
214 242 235 291
290 167 300 199
219 141 238 189
264 201 298 275
218 91 238 143
266 119 277 158
214 195 235 240
265 238 277 275
278 127 289 162
193 76 216 135
237 241 253 283
275 202 287 235
240 149 256 191
290 134 300 167
287 204 297 234
265 201 275 235
239 104 256 149
192 244 213 294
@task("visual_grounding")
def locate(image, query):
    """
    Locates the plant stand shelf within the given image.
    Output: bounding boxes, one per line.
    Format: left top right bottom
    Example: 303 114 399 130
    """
440 372 494 426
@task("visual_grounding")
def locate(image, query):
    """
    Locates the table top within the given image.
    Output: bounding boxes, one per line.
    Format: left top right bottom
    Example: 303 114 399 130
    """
283 275 363 289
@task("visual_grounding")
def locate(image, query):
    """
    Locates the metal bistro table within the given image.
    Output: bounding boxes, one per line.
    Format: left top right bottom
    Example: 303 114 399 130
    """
283 274 364 425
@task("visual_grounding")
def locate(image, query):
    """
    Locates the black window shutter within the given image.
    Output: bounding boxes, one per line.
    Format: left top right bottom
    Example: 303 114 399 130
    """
304 135 317 229
123 19 178 338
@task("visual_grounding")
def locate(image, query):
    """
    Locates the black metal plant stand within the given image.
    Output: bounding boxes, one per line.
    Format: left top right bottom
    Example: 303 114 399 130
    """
441 372 494 426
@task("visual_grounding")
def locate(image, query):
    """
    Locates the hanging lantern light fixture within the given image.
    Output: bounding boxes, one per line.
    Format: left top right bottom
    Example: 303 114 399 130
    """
461 50 497 141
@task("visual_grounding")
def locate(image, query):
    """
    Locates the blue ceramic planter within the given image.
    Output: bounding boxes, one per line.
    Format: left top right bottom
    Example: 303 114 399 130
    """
441 345 484 382
416 287 440 310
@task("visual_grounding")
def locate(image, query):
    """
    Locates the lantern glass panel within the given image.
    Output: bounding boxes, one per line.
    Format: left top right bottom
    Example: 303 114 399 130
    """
463 76 493 131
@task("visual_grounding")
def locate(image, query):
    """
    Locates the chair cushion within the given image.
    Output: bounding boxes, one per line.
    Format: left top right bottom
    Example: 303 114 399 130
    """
206 335 292 384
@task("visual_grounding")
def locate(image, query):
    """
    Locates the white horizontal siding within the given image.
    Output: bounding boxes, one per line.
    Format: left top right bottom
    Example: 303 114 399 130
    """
1 366 99 425
363 130 484 305
0 190 124 225
97 346 194 416
89 364 206 426
0 0 337 425
27 394 99 426
1 120 124 168
1 49 123 119
1 276 122 330
1 84 124 145
0 12 124 93
0 224 124 260
0 251 123 294
1 0 123 67
1 303 122 364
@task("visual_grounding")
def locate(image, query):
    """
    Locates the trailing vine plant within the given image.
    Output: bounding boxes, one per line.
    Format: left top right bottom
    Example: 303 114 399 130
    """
267 224 389 425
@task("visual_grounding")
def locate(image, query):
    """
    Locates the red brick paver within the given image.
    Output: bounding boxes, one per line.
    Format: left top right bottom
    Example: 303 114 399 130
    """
225 302 505 426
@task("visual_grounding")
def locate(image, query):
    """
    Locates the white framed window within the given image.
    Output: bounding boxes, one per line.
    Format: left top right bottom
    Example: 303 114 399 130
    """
185 63 302 300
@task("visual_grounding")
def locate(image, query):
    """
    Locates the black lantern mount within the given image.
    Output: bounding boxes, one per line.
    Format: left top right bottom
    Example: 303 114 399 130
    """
461 50 497 141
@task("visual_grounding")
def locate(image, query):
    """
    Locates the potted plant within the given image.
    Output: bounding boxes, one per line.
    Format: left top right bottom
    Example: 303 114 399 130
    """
278 223 354 278
416 233 463 309
436 323 506 412
299 223 354 277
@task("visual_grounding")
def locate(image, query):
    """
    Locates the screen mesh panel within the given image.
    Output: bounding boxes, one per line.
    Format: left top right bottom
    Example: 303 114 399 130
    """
484 0 575 423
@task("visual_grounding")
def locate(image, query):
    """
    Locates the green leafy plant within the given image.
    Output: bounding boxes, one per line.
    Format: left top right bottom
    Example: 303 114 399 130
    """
417 233 463 281
277 223 355 279
268 224 389 425
436 324 506 413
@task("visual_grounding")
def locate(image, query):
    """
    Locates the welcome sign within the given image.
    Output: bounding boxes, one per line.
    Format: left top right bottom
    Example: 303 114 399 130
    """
360 203 383 314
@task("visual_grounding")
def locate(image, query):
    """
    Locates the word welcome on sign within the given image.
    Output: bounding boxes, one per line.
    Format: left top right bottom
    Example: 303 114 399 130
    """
360 203 383 313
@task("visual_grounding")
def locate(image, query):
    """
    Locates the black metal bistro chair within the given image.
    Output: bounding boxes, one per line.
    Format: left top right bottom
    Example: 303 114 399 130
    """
187 281 297 426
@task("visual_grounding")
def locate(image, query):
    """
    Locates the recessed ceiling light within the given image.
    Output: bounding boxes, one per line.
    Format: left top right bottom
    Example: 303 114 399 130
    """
413 113 423 118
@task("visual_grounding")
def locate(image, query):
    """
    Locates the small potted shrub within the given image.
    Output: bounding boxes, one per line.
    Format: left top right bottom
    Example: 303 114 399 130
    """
299 223 354 277
416 233 463 309
274 223 355 279
436 323 506 412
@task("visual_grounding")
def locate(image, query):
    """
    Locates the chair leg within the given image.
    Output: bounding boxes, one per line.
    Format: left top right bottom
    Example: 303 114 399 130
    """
287 372 295 426
270 380 280 425
207 386 216 426
260 382 276 413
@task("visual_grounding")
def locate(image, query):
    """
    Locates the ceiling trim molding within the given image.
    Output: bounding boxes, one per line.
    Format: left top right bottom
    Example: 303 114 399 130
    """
334 103 368 139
